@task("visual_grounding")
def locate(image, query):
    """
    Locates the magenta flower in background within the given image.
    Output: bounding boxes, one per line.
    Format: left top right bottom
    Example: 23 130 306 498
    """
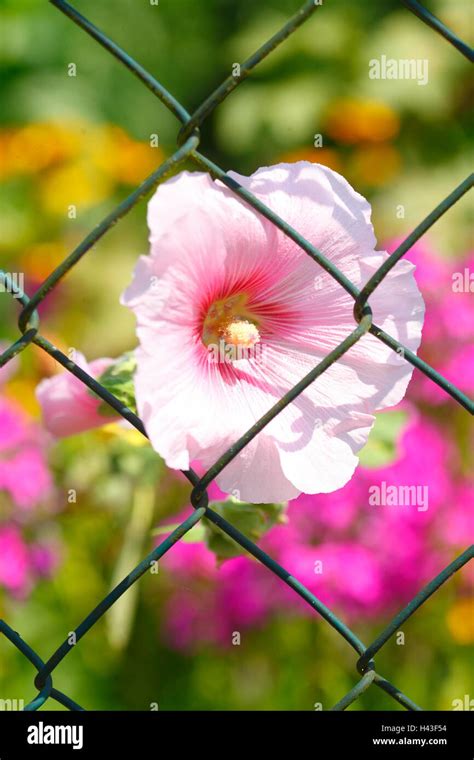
0 525 30 596
444 483 474 548
256 414 456 619
392 239 474 404
269 412 467 608
279 541 385 616
162 541 278 649
160 410 471 649
2 447 53 511
0 396 30 452
36 352 117 437
0 524 58 598
0 397 52 511
123 163 424 502
0 356 60 599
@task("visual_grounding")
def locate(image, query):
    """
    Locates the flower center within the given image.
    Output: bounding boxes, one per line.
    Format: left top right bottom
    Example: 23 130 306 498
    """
202 293 260 350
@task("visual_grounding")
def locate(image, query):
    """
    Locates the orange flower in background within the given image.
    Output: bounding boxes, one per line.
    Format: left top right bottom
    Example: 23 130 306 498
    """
34 123 162 214
446 598 474 644
324 98 399 144
34 332 69 377
0 122 83 178
278 146 342 172
92 125 162 185
1 121 163 210
20 242 67 282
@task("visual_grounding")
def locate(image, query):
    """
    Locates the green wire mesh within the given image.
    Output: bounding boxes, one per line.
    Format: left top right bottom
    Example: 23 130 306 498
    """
0 0 473 712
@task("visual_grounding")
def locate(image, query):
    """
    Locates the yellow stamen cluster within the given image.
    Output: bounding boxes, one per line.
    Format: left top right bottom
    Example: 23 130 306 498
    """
223 319 260 348
202 293 260 351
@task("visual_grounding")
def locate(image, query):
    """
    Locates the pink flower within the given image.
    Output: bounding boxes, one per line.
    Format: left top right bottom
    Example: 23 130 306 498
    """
159 410 469 648
163 546 277 649
36 352 117 437
0 525 30 596
389 239 474 405
164 531 216 579
122 163 424 502
443 482 474 547
0 398 53 510
0 397 29 452
278 541 385 616
30 541 61 578
0 524 59 598
3 448 53 510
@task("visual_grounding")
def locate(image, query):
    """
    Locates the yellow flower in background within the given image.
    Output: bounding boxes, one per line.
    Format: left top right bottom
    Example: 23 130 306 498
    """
348 143 401 187
447 598 474 644
0 122 83 179
99 424 149 447
39 162 113 215
278 146 342 172
3 379 41 418
0 133 12 180
91 125 162 185
324 98 399 144
1 121 163 208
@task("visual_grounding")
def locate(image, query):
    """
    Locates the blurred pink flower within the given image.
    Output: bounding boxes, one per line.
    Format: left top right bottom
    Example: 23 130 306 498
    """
122 163 424 502
441 346 474 399
277 541 385 616
3 448 53 510
0 355 60 600
0 525 30 596
164 537 216 580
0 524 58 598
36 352 117 437
0 397 29 452
281 415 457 606
391 239 474 404
30 540 61 578
0 397 52 510
444 483 474 547
160 410 471 649
162 537 277 649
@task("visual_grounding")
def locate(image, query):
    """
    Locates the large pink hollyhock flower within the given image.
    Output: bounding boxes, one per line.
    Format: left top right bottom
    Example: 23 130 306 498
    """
122 163 424 502
36 352 116 437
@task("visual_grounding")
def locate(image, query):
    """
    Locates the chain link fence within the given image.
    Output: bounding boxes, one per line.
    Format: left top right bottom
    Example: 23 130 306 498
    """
0 0 473 711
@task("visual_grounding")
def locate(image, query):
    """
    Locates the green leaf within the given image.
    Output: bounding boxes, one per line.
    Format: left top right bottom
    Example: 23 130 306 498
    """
151 499 287 560
94 351 137 416
203 498 287 562
359 410 408 468
151 522 207 543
